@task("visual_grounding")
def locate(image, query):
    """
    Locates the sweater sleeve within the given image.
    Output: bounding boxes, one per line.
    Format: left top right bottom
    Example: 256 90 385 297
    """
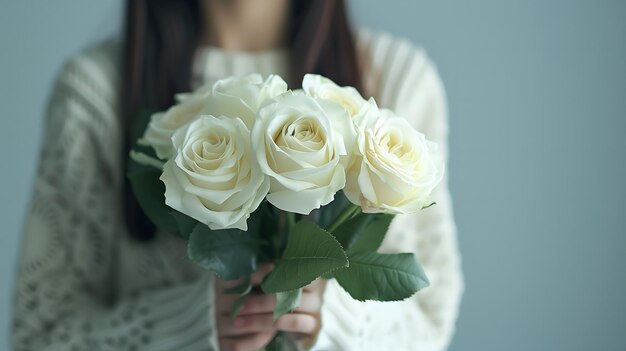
312 31 464 351
12 45 220 351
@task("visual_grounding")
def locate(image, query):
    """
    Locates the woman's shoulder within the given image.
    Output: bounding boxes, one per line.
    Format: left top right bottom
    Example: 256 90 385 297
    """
355 28 446 121
52 39 122 110
356 28 430 66
44 40 123 170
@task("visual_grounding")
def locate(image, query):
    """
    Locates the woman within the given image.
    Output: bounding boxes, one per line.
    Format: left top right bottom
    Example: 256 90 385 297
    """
12 0 463 350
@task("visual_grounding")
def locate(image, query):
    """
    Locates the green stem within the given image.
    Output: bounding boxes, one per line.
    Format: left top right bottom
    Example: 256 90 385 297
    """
327 204 360 233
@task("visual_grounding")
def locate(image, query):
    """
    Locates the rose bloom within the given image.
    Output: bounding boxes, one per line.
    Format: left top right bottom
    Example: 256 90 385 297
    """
344 108 443 214
251 91 356 214
141 93 208 160
160 115 269 230
302 74 368 117
202 73 288 128
142 74 287 160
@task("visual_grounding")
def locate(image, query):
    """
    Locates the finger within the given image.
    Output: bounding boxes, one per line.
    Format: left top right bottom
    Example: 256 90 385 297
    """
303 278 325 292
239 294 276 315
220 331 275 351
274 313 318 334
218 313 275 336
237 287 323 316
293 291 322 314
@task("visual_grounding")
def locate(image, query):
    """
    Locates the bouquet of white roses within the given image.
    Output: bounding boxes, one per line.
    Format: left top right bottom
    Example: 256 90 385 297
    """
128 73 442 347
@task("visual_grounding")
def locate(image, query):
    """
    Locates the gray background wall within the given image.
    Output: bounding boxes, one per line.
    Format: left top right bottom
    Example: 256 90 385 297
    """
1 1 625 350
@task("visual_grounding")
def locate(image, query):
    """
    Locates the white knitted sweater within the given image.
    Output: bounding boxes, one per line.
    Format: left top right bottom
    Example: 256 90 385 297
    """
12 30 463 351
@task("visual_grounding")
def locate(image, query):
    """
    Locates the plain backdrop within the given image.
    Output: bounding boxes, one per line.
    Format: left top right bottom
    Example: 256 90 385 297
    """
1 1 625 350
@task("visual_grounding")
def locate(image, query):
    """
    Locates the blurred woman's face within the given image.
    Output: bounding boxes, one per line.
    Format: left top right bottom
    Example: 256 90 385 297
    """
200 0 291 51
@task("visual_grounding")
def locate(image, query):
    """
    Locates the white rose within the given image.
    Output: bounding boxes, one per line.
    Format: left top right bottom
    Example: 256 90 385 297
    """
160 115 269 230
251 92 357 214
141 94 207 160
202 74 288 128
344 109 443 214
302 74 373 125
174 80 213 103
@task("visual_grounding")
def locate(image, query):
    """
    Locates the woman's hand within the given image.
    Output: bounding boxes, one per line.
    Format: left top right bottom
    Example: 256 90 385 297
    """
215 264 327 351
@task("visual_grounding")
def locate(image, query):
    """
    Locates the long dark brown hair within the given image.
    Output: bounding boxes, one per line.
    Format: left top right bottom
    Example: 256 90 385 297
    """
122 0 363 240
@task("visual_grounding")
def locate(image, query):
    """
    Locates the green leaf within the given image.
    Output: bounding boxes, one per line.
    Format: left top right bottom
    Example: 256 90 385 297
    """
311 191 351 230
127 163 199 239
170 211 198 240
127 108 202 239
273 289 302 322
187 225 264 280
129 108 157 147
326 204 360 233
334 252 430 301
332 213 372 249
347 213 394 254
320 271 334 280
332 213 394 254
127 164 182 236
261 221 348 293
